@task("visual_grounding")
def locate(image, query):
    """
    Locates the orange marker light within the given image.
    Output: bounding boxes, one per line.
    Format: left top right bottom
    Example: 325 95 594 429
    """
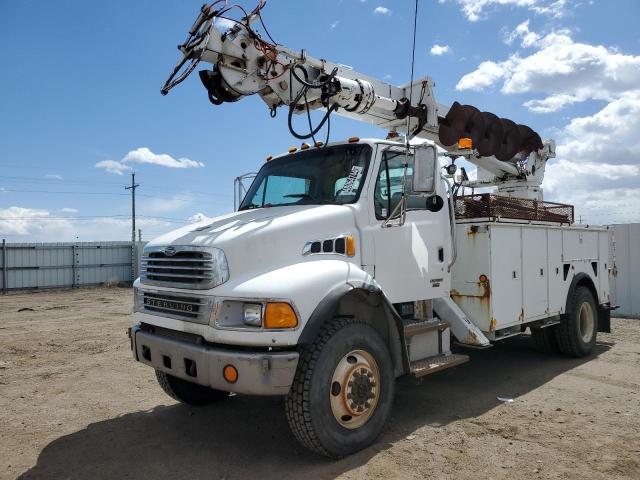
479 274 488 283
345 235 356 257
264 302 298 329
458 138 473 149
301 142 310 150
265 155 273 161
223 364 238 383
288 146 297 153
314 141 324 147
348 136 360 143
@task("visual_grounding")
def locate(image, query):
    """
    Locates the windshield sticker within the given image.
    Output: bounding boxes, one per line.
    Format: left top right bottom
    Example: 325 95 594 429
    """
340 166 364 195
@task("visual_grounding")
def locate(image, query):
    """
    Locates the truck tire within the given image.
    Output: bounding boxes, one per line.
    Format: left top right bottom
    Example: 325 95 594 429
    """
155 370 229 406
556 286 598 357
285 318 395 458
531 326 559 354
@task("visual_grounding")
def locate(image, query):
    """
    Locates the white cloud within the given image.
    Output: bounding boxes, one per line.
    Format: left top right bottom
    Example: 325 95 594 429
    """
95 147 204 175
530 0 567 18
504 19 540 47
440 0 567 22
95 159 132 175
430 44 451 56
0 206 176 242
61 207 79 214
456 60 507 91
456 29 640 113
123 147 205 169
329 20 340 29
454 23 640 223
141 193 196 214
373 6 391 15
45 174 63 180
541 91 640 223
522 94 581 113
557 90 640 166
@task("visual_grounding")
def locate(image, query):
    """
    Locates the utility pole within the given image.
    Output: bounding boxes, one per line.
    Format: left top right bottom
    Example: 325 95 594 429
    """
125 172 140 245
125 173 140 282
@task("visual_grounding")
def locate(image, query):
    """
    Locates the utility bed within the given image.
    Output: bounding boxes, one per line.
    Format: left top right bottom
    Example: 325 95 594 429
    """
450 216 611 340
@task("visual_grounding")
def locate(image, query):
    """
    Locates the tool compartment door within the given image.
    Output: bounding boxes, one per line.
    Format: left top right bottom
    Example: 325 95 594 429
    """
489 225 523 328
522 227 549 319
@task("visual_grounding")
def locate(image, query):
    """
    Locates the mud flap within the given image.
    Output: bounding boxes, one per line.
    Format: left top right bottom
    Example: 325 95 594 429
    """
598 308 611 333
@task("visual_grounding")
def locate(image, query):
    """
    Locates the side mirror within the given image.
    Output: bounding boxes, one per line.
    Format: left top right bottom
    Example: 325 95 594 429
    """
412 144 437 192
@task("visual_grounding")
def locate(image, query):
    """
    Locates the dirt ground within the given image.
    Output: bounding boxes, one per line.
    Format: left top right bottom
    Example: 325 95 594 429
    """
1 288 639 480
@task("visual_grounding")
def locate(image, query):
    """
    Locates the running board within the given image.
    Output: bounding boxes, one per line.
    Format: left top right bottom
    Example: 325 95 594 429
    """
433 297 492 348
410 353 469 378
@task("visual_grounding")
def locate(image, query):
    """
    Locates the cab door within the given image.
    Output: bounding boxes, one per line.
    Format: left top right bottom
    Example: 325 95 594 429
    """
369 147 450 303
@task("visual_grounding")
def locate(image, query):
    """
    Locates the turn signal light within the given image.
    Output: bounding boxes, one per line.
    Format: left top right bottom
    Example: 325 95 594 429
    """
264 302 298 329
223 364 238 383
345 235 356 257
458 137 473 149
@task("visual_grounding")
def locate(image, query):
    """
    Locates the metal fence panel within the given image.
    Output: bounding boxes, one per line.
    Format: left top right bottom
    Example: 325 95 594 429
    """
0 241 146 291
610 224 640 317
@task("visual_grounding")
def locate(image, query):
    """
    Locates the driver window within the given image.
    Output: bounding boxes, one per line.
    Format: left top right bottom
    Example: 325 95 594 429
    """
374 153 414 219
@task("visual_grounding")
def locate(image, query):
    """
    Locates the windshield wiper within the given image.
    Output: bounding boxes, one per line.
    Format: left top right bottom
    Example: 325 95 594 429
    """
239 203 261 211
283 193 314 199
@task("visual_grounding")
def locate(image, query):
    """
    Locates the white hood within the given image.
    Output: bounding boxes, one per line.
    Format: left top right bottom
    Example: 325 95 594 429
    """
147 205 360 283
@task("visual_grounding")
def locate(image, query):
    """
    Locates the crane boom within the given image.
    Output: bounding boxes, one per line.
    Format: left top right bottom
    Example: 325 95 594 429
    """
161 1 555 199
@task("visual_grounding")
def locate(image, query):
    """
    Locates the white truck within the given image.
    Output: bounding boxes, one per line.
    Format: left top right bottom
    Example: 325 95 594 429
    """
129 2 613 458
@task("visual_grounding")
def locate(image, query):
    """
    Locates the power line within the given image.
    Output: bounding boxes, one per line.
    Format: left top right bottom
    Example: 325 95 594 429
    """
1 188 230 206
0 175 234 198
0 214 190 223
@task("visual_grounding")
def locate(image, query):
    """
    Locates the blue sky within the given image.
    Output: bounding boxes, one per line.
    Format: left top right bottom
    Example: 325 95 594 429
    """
1 0 639 241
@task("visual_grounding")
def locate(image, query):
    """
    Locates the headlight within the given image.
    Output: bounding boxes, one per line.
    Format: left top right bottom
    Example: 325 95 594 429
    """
243 303 263 327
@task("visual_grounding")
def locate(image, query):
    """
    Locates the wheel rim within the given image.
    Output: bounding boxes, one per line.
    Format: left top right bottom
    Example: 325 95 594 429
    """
329 349 380 429
578 301 595 343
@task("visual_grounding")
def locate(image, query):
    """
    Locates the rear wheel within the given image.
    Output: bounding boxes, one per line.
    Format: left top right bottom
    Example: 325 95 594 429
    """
155 370 229 406
285 318 395 458
556 286 598 357
531 325 560 354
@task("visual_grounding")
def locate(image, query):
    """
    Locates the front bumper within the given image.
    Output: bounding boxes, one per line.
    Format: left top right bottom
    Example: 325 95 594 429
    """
131 324 299 395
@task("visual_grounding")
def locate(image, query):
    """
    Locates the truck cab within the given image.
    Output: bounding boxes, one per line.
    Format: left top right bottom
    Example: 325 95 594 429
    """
130 138 610 458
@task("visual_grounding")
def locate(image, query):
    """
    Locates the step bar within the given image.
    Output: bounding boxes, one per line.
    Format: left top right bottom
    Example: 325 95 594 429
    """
410 353 469 378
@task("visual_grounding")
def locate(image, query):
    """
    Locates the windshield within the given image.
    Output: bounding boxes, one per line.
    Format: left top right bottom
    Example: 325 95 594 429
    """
239 144 372 210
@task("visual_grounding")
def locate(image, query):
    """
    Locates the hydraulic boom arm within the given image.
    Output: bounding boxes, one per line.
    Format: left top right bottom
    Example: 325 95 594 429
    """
161 1 555 198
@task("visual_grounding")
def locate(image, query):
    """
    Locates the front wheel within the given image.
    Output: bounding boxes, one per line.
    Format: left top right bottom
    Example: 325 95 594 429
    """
285 318 395 458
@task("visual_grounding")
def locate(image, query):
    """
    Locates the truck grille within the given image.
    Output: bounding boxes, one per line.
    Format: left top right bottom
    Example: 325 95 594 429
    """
140 246 228 290
141 291 210 324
